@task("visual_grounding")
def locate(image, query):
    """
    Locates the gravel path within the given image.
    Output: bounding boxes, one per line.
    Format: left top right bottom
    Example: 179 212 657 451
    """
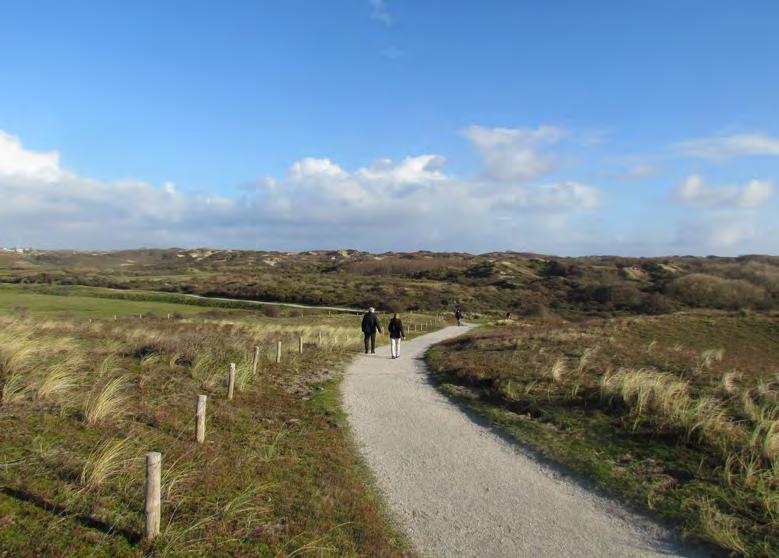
342 325 707 558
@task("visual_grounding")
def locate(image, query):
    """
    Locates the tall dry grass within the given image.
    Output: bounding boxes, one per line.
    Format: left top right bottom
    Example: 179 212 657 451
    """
600 367 745 453
80 437 133 490
83 375 131 424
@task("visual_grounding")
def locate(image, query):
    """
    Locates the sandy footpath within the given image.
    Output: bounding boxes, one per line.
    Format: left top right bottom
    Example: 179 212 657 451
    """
341 325 707 558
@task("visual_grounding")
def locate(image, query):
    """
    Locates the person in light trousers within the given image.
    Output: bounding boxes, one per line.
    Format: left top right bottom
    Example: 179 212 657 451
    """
388 313 405 359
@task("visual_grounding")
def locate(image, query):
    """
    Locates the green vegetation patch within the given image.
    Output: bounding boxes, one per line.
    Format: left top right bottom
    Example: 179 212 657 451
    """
0 313 414 557
426 313 779 557
0 284 214 319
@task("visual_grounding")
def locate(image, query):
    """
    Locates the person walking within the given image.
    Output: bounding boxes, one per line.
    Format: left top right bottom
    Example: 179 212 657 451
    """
388 313 405 359
361 307 382 354
455 308 463 327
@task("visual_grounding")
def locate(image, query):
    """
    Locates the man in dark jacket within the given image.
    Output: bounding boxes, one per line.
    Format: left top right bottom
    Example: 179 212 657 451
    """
455 308 463 326
361 307 382 354
388 313 405 359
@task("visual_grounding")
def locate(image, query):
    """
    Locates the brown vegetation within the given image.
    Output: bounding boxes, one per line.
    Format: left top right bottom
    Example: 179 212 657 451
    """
1 249 778 315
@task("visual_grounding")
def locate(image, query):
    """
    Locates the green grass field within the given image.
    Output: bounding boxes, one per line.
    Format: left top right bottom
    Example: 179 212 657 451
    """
0 285 214 318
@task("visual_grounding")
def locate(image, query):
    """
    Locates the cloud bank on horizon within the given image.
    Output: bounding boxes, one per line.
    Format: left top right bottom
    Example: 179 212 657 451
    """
0 126 776 255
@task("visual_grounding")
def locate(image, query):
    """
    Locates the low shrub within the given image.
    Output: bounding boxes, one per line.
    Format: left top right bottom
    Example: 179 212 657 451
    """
668 274 768 310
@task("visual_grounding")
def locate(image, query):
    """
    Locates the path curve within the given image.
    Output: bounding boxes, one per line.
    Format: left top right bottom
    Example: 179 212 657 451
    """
342 325 704 558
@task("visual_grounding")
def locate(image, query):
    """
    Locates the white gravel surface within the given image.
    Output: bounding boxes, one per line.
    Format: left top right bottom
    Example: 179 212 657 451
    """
342 325 710 558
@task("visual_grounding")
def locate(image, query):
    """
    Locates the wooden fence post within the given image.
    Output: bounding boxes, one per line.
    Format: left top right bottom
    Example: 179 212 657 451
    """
227 363 236 400
196 395 207 443
252 346 260 375
299 335 304 354
144 452 161 540
276 341 282 363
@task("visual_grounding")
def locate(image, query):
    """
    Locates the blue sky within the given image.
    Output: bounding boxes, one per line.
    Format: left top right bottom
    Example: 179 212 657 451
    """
1 0 777 254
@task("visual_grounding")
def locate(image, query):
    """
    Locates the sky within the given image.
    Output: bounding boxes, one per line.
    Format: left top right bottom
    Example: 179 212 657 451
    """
1 0 778 255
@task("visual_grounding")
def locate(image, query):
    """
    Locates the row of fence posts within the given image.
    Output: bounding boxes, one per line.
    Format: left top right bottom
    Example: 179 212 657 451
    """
112 313 177 321
143 333 307 540
142 315 447 540
387 313 446 335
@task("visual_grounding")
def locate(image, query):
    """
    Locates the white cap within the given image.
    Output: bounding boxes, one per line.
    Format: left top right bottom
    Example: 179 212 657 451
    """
369 307 375 312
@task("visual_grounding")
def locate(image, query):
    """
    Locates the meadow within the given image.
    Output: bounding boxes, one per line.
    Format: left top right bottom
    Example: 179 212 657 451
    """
0 292 441 556
426 312 779 557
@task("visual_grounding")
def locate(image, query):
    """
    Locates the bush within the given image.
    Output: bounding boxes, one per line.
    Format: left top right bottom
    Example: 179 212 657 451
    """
668 274 768 310
542 260 572 277
639 293 675 315
382 300 404 313
262 305 280 317
599 285 643 310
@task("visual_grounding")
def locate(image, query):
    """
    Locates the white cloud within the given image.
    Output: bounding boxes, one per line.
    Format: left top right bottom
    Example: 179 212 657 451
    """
369 0 392 25
463 125 566 182
498 181 601 212
675 133 779 160
0 129 603 252
673 174 774 209
0 131 63 182
355 155 446 185
290 157 347 179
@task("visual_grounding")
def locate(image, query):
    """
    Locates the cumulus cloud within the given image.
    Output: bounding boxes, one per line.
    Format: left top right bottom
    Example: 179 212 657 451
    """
0 129 602 252
673 174 774 209
0 131 63 182
463 125 566 182
675 133 779 160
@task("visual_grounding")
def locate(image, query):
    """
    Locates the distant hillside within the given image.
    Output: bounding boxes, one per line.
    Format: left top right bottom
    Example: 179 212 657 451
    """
1 249 778 316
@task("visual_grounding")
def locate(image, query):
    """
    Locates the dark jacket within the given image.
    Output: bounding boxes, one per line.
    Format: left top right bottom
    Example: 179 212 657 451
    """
361 312 382 334
388 317 405 339
455 310 463 319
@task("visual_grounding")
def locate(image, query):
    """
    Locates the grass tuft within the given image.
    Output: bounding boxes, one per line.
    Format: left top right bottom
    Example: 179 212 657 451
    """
83 375 131 424
80 437 133 490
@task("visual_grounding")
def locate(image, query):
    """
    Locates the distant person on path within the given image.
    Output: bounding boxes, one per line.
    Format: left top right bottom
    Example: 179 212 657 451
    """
455 308 463 327
388 313 405 359
361 307 382 354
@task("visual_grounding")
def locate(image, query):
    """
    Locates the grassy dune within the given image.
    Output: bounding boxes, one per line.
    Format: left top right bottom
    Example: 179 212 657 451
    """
426 313 778 557
0 295 441 556
3 249 777 315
